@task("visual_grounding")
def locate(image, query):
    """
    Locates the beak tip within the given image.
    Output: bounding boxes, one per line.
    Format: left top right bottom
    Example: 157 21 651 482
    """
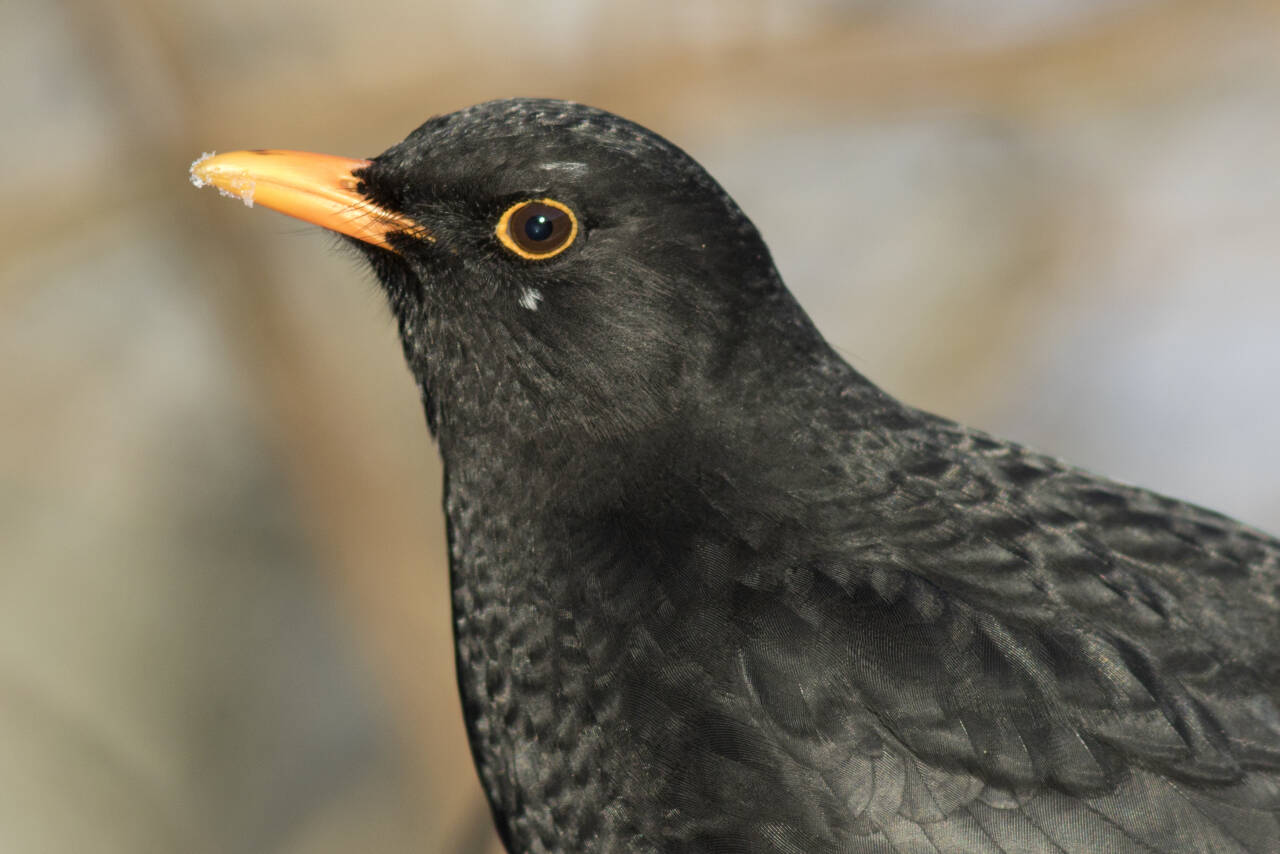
189 151 256 207
189 151 216 189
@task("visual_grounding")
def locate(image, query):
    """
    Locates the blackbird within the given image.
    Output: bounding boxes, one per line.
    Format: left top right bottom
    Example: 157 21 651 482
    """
191 99 1280 853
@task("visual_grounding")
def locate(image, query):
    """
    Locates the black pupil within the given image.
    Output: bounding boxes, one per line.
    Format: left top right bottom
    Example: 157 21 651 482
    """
524 214 554 242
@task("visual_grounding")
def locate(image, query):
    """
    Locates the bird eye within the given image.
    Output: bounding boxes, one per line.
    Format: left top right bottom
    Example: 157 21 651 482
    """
496 199 578 260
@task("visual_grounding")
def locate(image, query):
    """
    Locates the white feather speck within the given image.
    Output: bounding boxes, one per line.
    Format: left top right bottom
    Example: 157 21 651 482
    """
519 288 543 311
538 161 589 176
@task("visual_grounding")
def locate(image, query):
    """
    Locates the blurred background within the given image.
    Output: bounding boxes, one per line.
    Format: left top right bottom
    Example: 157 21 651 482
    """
3 0 1278 851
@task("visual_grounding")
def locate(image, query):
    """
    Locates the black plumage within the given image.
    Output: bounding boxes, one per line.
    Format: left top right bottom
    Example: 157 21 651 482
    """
206 99 1280 852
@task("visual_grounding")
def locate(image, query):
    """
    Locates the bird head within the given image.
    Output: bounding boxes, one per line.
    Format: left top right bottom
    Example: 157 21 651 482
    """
192 99 829 457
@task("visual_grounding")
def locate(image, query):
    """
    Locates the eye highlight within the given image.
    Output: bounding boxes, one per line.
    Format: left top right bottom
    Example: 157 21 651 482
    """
496 199 578 260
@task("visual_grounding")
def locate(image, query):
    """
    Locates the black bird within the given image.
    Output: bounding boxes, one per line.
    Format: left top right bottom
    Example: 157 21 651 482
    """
192 99 1280 853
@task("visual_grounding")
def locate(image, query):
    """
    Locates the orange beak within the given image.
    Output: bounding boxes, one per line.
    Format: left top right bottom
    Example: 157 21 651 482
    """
189 149 423 251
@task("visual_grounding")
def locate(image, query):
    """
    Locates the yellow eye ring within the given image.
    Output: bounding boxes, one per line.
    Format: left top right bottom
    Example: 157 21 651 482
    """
496 198 579 260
